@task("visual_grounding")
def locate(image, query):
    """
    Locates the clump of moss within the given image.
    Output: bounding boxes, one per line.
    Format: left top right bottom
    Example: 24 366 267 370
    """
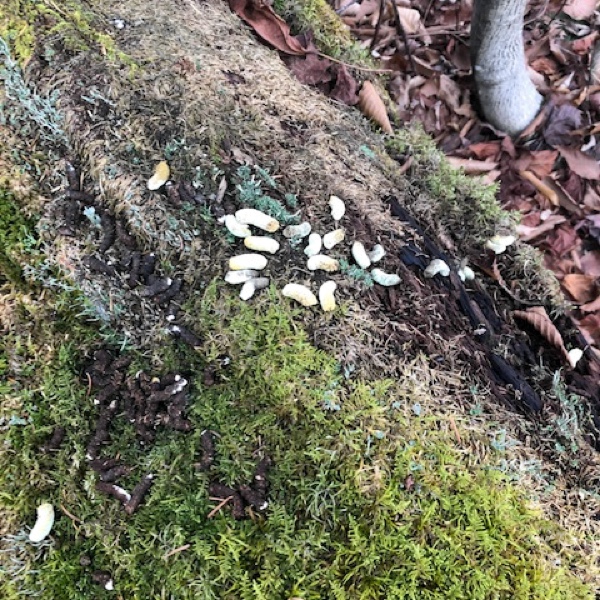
234 165 300 225
386 125 514 239
1 281 592 599
0 0 133 66
274 0 371 64
0 188 36 285
339 257 374 286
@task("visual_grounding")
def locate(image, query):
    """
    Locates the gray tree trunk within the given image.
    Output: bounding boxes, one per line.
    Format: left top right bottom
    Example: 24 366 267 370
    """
471 0 543 136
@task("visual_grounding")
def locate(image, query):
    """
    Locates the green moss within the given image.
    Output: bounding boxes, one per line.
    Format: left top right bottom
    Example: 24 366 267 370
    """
274 0 371 64
0 188 36 285
0 0 134 67
0 282 592 599
234 165 300 225
386 125 515 240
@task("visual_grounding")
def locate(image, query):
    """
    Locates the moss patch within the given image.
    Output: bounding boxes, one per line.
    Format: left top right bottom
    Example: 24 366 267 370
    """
0 283 593 599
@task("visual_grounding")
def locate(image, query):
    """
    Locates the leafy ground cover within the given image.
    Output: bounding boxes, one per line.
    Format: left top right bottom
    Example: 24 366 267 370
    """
1 0 600 598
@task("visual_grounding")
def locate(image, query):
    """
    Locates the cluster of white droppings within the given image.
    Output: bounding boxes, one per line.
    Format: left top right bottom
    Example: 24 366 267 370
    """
222 208 279 300
223 194 403 309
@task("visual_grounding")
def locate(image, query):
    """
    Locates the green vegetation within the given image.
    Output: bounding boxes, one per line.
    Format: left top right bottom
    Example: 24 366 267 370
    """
339 258 374 287
0 0 132 66
386 126 512 239
0 189 35 285
274 0 370 63
0 281 592 599
234 165 300 225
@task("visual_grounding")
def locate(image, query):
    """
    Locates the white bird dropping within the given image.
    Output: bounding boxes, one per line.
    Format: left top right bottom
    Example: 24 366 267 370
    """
282 284 318 307
319 281 337 312
351 242 371 269
29 503 55 542
228 254 268 271
329 195 346 221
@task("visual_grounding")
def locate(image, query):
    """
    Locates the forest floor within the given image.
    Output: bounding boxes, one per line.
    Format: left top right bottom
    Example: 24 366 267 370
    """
1 0 600 598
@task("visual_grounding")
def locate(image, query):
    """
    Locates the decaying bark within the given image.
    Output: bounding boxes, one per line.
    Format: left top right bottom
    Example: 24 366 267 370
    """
471 0 543 135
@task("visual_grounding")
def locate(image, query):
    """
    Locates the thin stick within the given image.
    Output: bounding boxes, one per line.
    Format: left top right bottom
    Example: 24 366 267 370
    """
163 544 191 560
423 0 435 25
60 504 83 524
390 0 416 73
370 0 387 52
316 52 393 74
449 416 462 445
207 496 232 519
519 170 559 206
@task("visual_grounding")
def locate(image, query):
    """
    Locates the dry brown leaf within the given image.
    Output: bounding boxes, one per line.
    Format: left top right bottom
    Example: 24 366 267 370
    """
229 0 307 56
581 295 600 313
513 307 571 365
563 0 597 20
516 214 566 241
562 273 598 303
438 74 462 112
580 250 600 276
358 81 393 134
557 146 600 180
396 7 422 35
541 176 584 216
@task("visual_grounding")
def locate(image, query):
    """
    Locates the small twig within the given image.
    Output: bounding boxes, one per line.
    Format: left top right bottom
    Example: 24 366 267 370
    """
519 170 559 206
390 1 416 73
423 0 435 25
449 416 462 445
370 0 387 52
316 51 393 74
207 496 233 519
60 504 83 524
162 544 191 560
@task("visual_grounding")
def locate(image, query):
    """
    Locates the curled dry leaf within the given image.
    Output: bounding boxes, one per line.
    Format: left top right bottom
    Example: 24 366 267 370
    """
358 82 393 134
395 7 422 35
557 146 600 180
562 273 597 303
228 0 307 56
563 0 597 21
513 307 572 366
